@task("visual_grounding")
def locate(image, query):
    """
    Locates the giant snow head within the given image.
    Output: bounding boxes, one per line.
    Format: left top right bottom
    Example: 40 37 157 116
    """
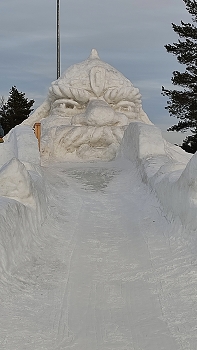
26 49 152 162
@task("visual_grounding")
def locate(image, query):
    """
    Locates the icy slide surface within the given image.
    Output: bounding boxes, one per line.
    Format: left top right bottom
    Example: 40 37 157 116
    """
1 159 197 350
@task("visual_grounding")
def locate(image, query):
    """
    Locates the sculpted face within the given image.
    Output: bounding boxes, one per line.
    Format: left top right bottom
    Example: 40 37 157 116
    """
37 49 151 162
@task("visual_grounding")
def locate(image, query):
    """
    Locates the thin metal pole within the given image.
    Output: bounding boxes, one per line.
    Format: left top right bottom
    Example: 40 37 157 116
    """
57 0 60 79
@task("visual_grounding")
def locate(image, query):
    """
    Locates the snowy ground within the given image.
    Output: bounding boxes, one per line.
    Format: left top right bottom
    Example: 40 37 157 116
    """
1 158 197 350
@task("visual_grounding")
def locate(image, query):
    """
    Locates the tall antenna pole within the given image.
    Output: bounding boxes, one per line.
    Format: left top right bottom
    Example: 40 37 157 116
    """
57 0 60 79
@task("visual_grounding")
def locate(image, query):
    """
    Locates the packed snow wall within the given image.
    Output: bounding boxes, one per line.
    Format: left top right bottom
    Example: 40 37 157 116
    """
120 122 197 230
0 126 48 281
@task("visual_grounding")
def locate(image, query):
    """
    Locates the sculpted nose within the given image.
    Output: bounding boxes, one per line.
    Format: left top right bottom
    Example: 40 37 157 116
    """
86 99 115 126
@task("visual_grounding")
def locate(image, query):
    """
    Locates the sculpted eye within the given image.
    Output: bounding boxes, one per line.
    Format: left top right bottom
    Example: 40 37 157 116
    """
114 101 136 112
119 106 131 112
65 103 75 109
52 98 80 109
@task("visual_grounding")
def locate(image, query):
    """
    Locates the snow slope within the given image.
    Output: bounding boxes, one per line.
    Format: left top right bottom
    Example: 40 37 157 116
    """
1 122 197 349
1 158 197 350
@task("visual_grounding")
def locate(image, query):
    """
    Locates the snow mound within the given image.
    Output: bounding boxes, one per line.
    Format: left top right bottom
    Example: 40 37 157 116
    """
0 158 36 207
1 125 40 168
0 125 48 281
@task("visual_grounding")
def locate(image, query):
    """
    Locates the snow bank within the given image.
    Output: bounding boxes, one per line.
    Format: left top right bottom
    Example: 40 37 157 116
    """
120 122 197 230
0 125 48 281
1 125 40 167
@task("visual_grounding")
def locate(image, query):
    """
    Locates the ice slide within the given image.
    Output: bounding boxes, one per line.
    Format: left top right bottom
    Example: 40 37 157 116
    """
1 156 197 350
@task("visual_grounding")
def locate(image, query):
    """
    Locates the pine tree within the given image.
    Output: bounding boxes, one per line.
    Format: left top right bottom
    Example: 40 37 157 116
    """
0 86 34 135
162 0 197 153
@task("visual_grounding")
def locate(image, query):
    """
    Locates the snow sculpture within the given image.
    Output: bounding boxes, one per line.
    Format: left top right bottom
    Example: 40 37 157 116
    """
26 49 151 162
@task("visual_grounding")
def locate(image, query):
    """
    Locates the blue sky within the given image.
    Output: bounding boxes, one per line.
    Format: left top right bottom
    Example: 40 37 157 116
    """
0 0 192 143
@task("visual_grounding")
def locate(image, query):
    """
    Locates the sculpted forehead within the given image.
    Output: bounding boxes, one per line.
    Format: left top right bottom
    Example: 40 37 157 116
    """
61 56 132 90
48 49 137 104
